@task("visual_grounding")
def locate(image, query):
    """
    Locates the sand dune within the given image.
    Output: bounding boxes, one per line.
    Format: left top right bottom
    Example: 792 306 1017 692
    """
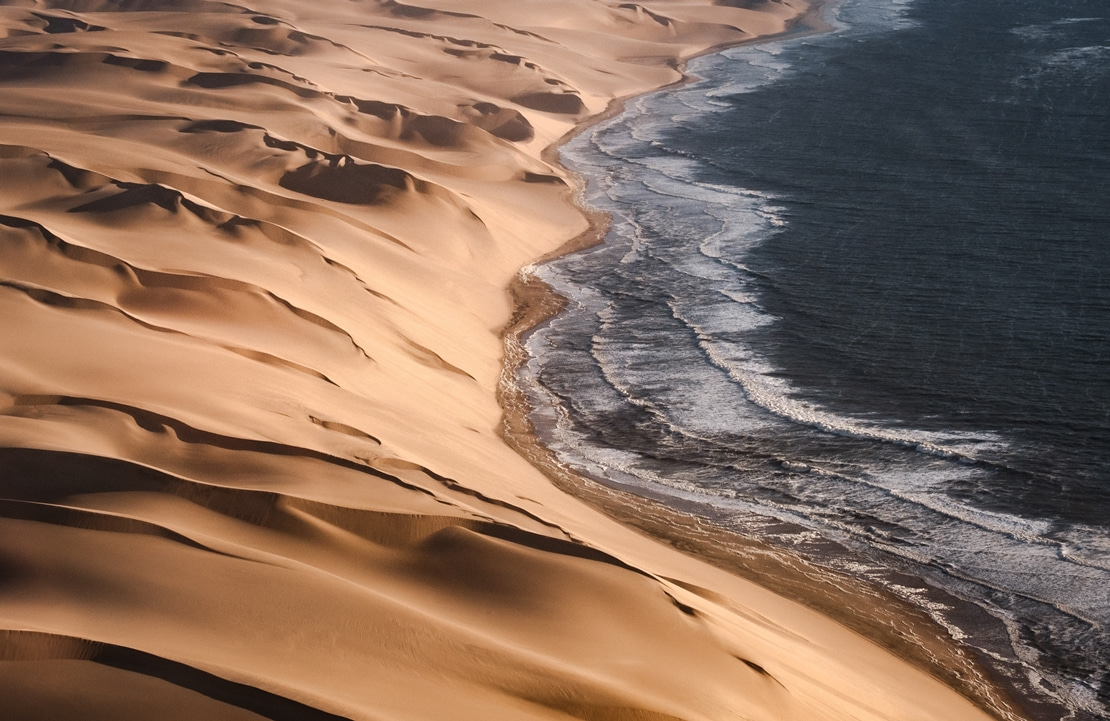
0 1 1025 720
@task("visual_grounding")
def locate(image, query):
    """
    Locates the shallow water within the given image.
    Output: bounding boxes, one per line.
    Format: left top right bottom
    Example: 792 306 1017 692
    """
520 0 1110 717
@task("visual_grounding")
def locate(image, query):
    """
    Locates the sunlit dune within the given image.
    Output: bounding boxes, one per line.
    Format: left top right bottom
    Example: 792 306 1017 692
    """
0 1 1020 719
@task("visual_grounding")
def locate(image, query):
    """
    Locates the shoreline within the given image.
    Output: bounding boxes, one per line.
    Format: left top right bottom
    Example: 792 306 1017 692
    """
497 4 1033 721
0 1 1050 718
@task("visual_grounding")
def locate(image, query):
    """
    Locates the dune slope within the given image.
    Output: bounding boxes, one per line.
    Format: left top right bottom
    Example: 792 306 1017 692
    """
0 2 1012 720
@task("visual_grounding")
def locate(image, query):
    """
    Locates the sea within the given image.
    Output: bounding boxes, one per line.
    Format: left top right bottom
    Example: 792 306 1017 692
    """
516 0 1110 718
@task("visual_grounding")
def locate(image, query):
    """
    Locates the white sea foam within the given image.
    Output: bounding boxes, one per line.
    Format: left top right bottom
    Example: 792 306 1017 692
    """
568 87 1018 487
541 2 1110 717
1042 44 1110 70
1010 17 1101 41
698 46 795 100
1055 524 1110 576
843 0 921 31
691 324 1006 459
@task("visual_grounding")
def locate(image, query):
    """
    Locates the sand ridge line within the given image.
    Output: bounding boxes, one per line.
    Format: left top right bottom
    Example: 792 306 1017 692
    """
0 1 1027 719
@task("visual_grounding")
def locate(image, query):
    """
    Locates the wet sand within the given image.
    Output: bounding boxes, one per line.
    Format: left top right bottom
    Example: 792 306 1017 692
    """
0 1 1027 719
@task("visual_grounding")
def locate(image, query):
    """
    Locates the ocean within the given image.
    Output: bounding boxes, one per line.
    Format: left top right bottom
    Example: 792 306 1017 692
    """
517 0 1110 717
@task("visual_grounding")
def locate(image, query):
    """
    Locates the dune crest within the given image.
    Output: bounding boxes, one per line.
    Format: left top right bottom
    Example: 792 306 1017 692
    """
0 1 1020 720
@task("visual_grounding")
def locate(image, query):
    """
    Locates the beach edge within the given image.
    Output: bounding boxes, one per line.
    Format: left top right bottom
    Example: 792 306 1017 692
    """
496 3 1031 719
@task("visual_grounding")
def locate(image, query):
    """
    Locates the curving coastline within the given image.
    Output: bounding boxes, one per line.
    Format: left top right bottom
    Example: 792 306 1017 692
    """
0 1 1030 719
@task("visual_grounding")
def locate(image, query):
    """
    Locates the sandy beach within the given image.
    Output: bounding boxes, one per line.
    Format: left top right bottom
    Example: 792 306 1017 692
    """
0 1 1030 719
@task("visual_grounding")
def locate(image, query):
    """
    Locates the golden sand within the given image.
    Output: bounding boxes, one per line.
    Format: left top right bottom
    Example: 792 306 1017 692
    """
0 1 1027 719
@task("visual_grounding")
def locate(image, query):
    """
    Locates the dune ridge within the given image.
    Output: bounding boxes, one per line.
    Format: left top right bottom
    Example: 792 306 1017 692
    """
0 1 1025 720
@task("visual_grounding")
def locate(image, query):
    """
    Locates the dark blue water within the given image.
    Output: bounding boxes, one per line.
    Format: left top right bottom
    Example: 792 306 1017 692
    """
519 0 1110 717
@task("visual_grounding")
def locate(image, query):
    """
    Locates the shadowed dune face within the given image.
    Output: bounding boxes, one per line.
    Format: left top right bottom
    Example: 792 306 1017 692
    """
0 2 1009 721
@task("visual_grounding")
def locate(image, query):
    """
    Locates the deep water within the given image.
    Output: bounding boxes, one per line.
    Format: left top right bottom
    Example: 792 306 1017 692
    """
520 0 1110 717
